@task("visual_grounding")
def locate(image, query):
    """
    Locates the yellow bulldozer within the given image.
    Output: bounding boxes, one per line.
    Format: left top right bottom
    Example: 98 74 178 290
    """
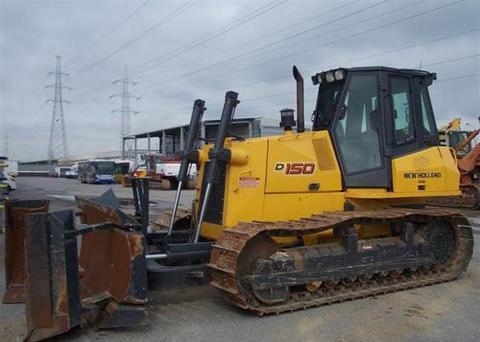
187 66 473 312
4 65 473 340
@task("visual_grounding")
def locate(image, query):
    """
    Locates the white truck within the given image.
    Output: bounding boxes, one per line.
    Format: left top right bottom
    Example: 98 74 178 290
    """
132 154 197 190
54 166 71 178
3 160 18 177
0 159 16 193
156 160 197 189
65 163 78 179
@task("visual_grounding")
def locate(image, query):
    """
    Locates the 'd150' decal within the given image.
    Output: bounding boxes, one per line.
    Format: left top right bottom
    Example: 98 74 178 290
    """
275 162 316 175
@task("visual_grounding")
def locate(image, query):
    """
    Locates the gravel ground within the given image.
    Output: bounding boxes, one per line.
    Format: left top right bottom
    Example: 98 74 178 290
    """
1 177 479 342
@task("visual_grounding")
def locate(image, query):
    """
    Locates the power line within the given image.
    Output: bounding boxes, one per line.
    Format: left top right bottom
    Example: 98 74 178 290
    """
156 28 478 104
165 27 480 101
133 0 358 79
435 73 480 83
210 0 469 84
187 0 394 75
76 0 473 116
423 53 480 67
148 53 480 116
69 0 152 64
242 55 480 103
131 0 288 76
77 0 345 97
140 0 420 92
151 0 469 93
79 0 198 72
211 72 480 115
75 0 288 97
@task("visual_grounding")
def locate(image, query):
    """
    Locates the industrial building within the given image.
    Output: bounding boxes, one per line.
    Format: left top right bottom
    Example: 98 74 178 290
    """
17 117 291 174
121 116 287 160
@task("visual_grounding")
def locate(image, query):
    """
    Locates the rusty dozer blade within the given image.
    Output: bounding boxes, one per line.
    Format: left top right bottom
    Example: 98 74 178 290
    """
23 209 148 342
75 193 138 227
75 191 148 303
24 211 81 342
2 199 49 304
78 223 148 305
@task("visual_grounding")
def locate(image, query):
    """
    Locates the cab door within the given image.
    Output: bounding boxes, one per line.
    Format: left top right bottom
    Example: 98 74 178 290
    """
384 72 453 193
331 71 390 188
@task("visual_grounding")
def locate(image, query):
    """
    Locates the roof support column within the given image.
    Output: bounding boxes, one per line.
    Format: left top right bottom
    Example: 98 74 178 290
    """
134 137 138 169
147 133 151 155
180 127 185 153
162 130 167 154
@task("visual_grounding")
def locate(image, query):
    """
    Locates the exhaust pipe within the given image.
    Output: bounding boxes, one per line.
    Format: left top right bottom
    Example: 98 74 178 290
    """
293 65 305 133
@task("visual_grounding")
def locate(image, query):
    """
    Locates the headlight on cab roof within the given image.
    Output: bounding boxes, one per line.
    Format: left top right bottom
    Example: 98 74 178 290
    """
334 69 344 80
325 71 335 82
311 68 347 85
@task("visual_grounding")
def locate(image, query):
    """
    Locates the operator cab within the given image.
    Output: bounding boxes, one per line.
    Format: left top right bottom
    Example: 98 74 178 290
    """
310 67 439 188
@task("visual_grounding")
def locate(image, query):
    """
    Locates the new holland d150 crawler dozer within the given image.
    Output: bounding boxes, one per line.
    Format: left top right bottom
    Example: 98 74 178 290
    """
171 66 473 314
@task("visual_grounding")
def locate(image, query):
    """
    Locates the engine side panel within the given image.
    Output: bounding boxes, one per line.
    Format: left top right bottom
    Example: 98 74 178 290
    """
392 146 459 193
265 131 342 193
223 138 269 227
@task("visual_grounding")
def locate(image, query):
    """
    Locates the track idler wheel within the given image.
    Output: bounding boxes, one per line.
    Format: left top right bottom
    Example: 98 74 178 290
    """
251 258 290 304
236 234 290 305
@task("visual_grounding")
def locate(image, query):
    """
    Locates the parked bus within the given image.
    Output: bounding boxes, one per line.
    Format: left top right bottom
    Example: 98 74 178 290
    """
78 160 116 184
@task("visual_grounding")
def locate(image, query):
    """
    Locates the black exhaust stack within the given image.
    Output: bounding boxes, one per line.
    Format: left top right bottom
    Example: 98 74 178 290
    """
293 65 305 133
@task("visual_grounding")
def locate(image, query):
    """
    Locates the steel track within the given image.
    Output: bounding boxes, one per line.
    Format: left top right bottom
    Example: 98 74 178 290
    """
209 208 474 315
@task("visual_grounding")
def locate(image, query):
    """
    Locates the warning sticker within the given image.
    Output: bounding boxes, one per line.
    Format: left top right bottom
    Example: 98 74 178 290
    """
239 177 260 188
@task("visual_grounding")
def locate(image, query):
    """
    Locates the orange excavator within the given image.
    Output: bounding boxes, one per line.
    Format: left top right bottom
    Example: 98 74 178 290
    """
456 130 480 208
434 118 480 208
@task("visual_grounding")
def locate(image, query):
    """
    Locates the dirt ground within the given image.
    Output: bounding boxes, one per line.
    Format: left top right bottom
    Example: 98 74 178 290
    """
1 177 479 342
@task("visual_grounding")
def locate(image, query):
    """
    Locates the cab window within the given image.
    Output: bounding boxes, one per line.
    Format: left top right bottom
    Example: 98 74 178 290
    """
420 87 437 140
334 73 382 174
391 77 415 145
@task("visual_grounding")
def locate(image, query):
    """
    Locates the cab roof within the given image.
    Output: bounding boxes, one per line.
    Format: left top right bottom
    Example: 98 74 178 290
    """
346 66 436 79
311 66 436 85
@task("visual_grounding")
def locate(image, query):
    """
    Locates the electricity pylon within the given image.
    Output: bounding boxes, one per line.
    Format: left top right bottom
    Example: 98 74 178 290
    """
46 56 70 161
109 65 141 154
